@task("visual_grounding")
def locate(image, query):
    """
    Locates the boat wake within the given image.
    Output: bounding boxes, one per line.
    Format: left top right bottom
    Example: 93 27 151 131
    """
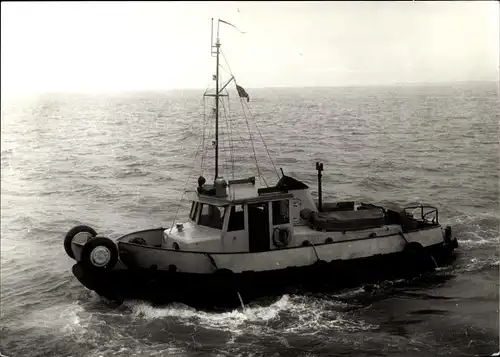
124 293 379 338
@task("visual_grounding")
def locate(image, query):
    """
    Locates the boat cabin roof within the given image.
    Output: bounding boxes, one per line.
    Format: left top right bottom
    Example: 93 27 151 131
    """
190 180 294 206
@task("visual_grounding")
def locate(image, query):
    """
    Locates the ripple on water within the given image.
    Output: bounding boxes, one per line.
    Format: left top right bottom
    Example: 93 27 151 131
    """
1 84 499 357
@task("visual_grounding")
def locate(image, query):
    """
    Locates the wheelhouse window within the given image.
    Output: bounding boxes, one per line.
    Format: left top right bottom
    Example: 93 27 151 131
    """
272 200 289 225
228 205 245 232
198 204 224 229
189 202 198 221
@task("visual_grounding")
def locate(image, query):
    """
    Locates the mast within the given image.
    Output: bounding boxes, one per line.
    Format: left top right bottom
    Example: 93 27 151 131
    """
215 22 220 180
207 18 242 180
209 18 221 180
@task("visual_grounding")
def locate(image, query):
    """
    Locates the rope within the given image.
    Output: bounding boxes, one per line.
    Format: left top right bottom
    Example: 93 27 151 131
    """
238 97 267 187
169 105 207 233
244 103 281 180
219 48 275 185
201 100 217 178
399 231 409 244
309 240 321 262
220 96 231 176
219 63 233 78
221 96 235 179
206 253 218 270
221 50 235 76
200 99 208 174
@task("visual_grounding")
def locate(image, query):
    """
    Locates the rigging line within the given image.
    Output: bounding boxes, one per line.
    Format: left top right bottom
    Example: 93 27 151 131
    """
228 91 236 181
237 99 262 183
220 97 228 177
200 99 209 174
232 125 251 169
169 114 207 233
243 103 281 180
201 103 215 175
224 94 234 179
221 96 235 179
224 96 233 177
198 105 208 177
220 50 235 77
218 50 269 182
219 63 232 79
224 133 231 176
225 101 250 161
239 97 268 187
226 91 235 180
219 98 229 176
203 78 213 96
216 96 229 177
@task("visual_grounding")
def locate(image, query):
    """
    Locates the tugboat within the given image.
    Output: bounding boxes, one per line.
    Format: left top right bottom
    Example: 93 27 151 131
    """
64 18 459 309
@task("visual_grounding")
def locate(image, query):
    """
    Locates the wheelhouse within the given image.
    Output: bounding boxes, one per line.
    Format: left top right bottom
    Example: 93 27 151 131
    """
164 177 295 253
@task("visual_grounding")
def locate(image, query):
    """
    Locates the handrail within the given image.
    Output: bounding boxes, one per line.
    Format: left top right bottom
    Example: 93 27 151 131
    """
403 204 439 223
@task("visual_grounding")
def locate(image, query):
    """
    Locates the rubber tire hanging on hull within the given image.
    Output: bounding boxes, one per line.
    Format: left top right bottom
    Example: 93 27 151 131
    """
81 237 119 270
403 242 436 275
64 225 97 259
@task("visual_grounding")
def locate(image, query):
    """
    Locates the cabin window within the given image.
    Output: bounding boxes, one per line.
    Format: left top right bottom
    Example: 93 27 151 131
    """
272 200 289 225
198 204 224 229
228 205 245 232
189 202 197 221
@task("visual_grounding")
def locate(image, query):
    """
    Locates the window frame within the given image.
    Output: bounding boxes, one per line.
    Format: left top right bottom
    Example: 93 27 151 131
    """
227 204 246 232
198 203 225 230
272 199 290 226
189 202 197 221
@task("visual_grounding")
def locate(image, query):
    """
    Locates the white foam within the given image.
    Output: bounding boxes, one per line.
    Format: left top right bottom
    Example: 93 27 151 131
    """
458 235 499 247
127 293 377 338
450 212 499 225
458 256 500 272
88 345 187 357
332 287 365 299
281 296 378 335
127 294 290 334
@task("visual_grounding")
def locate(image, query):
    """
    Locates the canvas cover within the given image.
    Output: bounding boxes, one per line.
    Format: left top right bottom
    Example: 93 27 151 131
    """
309 208 385 231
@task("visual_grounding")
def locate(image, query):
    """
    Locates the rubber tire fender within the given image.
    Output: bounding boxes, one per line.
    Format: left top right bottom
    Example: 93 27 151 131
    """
403 242 434 273
273 228 291 248
81 237 119 270
64 225 97 259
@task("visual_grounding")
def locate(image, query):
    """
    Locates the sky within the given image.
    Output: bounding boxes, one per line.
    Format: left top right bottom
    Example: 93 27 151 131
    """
1 1 499 94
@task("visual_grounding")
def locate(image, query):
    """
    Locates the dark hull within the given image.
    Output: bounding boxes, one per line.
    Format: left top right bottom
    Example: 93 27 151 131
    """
72 240 458 310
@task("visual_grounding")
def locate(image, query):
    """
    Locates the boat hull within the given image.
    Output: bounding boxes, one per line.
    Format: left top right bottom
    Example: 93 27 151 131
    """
72 239 458 310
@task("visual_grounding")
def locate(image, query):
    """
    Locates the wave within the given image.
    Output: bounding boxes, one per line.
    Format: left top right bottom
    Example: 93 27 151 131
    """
126 293 377 337
454 256 500 273
113 168 152 179
2 84 499 357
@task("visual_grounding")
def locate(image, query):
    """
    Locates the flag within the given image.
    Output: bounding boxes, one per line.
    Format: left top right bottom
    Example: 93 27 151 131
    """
236 84 250 102
219 19 246 34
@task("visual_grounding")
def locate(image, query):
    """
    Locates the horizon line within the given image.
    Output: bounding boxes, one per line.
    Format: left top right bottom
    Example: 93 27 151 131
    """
2 80 497 97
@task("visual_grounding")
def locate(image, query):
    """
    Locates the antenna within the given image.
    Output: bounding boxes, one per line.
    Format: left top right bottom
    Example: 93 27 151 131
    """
210 18 214 55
